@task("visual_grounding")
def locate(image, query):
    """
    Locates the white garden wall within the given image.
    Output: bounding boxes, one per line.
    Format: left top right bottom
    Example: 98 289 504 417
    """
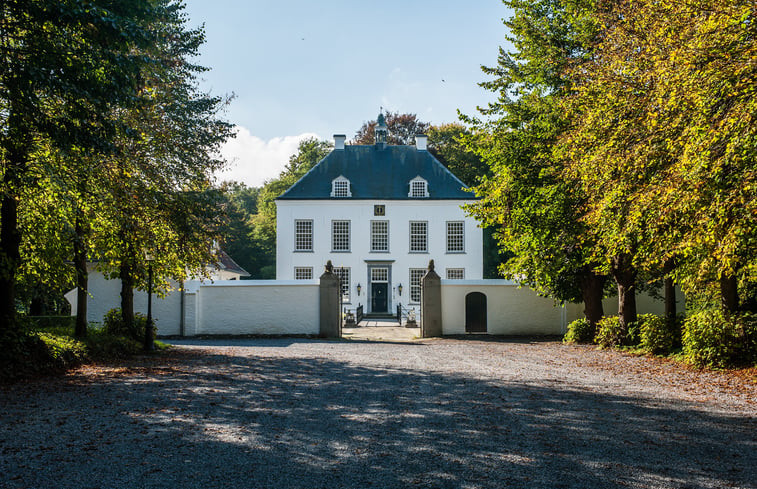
186 280 319 336
66 270 320 336
439 280 680 336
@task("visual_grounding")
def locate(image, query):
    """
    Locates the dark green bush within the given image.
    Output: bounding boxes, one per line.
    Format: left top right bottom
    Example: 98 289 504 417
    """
683 310 757 368
595 316 625 348
0 330 87 382
84 330 143 359
103 308 153 342
563 318 594 344
25 316 75 331
639 314 676 354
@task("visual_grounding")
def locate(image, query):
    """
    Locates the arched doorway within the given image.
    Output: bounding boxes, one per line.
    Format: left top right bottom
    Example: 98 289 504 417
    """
465 292 487 333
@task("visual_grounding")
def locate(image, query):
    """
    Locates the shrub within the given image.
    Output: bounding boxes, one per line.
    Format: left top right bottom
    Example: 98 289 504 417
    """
103 308 153 342
683 310 757 368
563 318 594 344
639 314 676 354
84 330 143 359
25 316 75 332
595 316 625 348
0 330 88 382
36 333 88 368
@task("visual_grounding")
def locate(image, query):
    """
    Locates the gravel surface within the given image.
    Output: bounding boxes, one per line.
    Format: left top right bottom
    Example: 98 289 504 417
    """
1 337 755 489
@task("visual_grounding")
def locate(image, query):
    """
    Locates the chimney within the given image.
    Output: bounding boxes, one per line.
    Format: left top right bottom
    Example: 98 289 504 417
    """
415 134 428 151
334 134 346 150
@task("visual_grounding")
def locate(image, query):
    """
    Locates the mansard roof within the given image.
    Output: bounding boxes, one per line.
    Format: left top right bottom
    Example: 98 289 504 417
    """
277 144 473 200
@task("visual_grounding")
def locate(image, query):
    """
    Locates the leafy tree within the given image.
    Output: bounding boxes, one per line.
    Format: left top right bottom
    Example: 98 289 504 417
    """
0 1 161 336
558 0 757 318
464 0 608 325
353 112 430 145
220 138 332 279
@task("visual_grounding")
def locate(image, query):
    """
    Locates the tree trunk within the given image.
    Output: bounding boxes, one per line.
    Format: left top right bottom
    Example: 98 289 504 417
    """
120 261 135 334
581 272 606 327
0 194 21 334
74 216 88 338
664 276 676 325
720 273 739 315
612 254 637 335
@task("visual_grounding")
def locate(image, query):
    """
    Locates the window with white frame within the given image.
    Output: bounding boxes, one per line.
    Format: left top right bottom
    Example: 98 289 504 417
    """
371 267 389 283
409 268 425 303
408 176 428 198
294 220 313 251
409 221 427 252
331 220 350 252
446 268 465 280
371 221 389 252
331 176 351 197
446 221 465 253
294 267 313 280
334 267 351 302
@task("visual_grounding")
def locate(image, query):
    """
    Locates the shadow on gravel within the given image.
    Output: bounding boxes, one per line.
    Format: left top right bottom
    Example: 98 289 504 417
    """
1 348 754 489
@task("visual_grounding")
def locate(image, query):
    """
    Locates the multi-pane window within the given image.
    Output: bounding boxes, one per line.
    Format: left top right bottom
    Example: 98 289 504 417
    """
409 221 428 252
332 220 350 252
371 267 389 283
294 267 313 280
446 221 465 253
331 177 351 197
334 267 351 302
446 268 465 280
294 220 313 251
409 178 428 197
409 269 425 303
371 221 389 252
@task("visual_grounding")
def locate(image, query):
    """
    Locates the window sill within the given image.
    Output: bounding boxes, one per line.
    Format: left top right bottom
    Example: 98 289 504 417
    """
409 251 429 254
293 250 314 253
331 250 351 253
370 250 390 254
446 251 466 254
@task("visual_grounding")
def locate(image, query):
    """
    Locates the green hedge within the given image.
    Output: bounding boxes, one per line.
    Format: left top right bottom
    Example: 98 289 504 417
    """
563 318 594 344
683 310 757 368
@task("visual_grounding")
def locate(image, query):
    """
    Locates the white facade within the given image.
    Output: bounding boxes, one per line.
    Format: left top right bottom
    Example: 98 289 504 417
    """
276 199 483 314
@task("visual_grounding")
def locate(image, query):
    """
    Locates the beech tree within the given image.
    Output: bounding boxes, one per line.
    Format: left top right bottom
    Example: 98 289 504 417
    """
464 0 608 325
559 0 757 317
0 1 162 337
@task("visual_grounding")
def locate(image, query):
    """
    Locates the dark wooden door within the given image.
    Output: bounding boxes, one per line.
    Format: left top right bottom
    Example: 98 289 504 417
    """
371 283 388 312
465 292 487 333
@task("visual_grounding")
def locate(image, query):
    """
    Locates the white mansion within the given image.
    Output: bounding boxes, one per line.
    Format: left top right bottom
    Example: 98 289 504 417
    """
275 113 483 315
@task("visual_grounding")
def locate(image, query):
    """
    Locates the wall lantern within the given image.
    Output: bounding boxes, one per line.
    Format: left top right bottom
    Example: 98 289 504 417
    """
397 283 403 296
356 283 362 296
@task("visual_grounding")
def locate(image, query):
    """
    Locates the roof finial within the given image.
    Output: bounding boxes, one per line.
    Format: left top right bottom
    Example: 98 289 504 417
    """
375 110 388 146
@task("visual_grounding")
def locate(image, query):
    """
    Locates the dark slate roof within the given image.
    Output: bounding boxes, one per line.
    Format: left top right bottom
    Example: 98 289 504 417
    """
218 251 250 277
277 145 475 200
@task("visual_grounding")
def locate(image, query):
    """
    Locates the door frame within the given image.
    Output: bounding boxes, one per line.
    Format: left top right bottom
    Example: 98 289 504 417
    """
366 263 392 314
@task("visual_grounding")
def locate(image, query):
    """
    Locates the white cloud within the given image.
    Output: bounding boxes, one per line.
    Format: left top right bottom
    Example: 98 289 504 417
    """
216 127 321 187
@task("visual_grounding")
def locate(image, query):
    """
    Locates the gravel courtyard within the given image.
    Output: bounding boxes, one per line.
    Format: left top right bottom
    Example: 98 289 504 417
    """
1 337 755 489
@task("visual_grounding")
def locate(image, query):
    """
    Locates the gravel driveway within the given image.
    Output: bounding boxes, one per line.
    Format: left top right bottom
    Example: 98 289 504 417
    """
1 337 755 489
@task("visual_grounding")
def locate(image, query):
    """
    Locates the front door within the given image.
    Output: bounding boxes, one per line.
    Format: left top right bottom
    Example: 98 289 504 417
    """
371 283 388 312
369 266 390 313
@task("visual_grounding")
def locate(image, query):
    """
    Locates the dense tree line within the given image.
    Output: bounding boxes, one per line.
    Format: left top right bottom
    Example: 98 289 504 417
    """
465 0 755 365
1 1 232 348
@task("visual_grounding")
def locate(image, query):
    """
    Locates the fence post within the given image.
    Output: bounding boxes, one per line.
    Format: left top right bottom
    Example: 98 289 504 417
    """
319 261 341 338
421 259 442 337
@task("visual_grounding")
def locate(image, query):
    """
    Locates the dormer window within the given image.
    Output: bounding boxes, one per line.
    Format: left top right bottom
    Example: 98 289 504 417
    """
408 176 428 198
331 176 351 197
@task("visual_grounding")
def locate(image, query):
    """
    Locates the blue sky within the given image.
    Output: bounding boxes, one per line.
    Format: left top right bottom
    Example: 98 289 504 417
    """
182 0 512 186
